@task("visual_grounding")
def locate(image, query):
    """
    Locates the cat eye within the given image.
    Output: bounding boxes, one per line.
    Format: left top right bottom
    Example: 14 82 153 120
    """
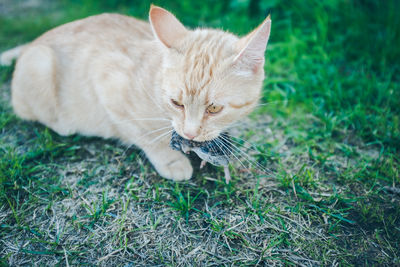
171 99 184 108
206 104 223 114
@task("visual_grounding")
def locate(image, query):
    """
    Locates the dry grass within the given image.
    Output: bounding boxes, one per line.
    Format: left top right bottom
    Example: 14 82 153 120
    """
1 78 398 265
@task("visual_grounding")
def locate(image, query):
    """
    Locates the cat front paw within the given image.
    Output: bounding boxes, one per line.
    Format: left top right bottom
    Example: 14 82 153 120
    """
155 155 193 181
147 149 193 181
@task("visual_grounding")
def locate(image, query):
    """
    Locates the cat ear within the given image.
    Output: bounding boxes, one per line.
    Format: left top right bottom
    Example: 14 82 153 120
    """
149 5 188 48
233 15 271 74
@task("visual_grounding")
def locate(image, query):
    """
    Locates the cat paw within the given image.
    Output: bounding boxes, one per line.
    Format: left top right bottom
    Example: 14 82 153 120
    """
152 153 193 181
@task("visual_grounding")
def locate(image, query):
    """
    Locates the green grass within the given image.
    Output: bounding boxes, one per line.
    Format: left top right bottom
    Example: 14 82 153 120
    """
1 0 399 265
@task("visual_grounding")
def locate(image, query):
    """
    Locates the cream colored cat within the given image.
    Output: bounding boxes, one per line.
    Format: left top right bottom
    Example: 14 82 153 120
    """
1 5 271 181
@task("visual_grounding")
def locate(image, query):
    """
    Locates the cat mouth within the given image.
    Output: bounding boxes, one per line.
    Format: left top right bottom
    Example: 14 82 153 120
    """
171 131 218 146
174 129 219 143
169 130 232 165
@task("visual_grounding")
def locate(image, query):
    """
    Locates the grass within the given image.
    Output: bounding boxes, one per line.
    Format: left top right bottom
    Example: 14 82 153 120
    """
1 0 399 265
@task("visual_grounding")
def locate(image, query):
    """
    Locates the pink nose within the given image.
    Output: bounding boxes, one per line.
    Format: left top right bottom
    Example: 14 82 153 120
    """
184 132 197 140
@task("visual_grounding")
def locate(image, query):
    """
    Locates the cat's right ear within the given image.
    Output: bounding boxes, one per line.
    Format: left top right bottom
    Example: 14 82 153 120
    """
233 15 271 75
149 5 188 49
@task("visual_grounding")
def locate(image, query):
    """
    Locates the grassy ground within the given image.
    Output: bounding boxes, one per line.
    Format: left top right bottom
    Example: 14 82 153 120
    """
1 0 399 265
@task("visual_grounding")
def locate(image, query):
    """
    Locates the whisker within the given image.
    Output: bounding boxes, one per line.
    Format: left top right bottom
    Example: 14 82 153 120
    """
146 129 174 146
136 125 173 141
216 138 248 171
120 126 173 158
219 134 273 175
223 133 267 155
144 130 175 151
214 138 248 171
211 139 228 158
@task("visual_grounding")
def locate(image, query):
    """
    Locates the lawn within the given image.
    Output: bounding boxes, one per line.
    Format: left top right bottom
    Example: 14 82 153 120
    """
1 0 399 265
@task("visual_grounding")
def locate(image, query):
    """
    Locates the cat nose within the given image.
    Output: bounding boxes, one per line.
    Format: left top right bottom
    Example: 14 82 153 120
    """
183 131 197 140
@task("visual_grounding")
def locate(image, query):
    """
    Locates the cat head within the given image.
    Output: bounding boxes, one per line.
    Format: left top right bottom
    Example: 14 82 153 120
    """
150 5 271 142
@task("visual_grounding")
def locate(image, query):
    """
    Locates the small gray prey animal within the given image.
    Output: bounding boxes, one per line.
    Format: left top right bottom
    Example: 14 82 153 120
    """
170 131 232 183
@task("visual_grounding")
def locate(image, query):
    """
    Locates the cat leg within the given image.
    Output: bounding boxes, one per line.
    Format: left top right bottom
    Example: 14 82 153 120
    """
11 45 59 126
142 140 193 181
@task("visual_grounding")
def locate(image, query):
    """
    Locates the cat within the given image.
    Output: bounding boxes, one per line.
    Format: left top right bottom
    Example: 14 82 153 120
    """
1 5 271 181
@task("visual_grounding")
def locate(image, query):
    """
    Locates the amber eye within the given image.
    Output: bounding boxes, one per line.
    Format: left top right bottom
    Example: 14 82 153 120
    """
206 104 223 114
171 99 184 108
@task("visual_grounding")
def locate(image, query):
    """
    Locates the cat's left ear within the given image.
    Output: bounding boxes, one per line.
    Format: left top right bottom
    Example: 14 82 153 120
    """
234 15 271 74
149 5 188 49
